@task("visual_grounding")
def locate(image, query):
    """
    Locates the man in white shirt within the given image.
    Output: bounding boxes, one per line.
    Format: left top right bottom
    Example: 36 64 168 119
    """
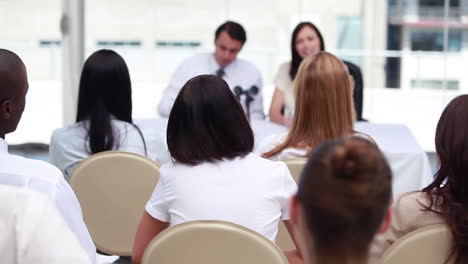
0 49 96 263
0 185 91 264
158 21 265 120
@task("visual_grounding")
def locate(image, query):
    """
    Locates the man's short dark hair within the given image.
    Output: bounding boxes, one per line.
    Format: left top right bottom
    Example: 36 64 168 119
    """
215 21 247 44
167 75 254 165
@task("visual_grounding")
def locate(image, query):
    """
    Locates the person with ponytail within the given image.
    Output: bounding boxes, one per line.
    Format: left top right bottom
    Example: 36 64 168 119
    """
289 136 392 264
50 49 147 179
369 95 468 264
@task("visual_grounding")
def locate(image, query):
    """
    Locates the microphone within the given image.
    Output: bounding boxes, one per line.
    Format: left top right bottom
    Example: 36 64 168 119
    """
234 86 244 100
247 85 258 96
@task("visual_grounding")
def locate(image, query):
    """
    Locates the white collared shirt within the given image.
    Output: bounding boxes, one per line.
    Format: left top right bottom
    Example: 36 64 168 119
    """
158 53 264 119
0 138 96 263
50 119 148 179
0 185 91 264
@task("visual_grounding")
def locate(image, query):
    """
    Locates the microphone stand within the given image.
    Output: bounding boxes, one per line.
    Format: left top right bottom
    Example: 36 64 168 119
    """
233 85 258 122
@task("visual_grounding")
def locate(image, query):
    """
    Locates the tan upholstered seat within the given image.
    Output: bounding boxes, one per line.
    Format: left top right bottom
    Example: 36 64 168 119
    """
284 157 307 183
274 158 306 251
69 151 160 256
380 224 453 264
142 220 288 264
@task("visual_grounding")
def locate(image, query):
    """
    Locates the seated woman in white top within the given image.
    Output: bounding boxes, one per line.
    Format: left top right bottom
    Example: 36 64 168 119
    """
269 22 324 126
289 136 392 264
1 184 90 264
369 95 468 264
260 51 355 161
132 75 297 264
50 50 147 179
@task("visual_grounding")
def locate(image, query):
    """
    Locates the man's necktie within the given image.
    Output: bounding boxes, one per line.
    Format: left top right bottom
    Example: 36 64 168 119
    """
216 68 225 78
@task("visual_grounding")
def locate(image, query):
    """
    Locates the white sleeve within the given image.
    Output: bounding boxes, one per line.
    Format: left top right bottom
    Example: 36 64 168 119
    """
279 162 298 220
18 191 91 264
249 68 265 120
158 61 191 118
145 167 170 222
53 178 97 263
49 130 65 175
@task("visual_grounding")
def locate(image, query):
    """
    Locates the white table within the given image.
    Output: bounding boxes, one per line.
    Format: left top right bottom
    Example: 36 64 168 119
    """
136 119 433 198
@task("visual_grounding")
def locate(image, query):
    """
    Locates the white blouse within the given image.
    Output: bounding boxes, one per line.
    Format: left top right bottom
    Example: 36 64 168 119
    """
145 153 297 241
50 119 147 179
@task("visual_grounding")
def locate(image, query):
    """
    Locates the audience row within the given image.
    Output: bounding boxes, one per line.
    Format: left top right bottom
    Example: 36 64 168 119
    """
0 19 466 264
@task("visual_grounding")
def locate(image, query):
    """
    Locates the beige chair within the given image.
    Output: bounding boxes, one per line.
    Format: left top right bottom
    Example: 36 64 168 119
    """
380 224 453 264
69 151 160 256
274 158 307 251
284 158 307 183
142 220 288 264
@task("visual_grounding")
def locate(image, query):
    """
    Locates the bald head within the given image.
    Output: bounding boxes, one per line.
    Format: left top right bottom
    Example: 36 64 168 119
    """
0 49 28 138
0 49 27 99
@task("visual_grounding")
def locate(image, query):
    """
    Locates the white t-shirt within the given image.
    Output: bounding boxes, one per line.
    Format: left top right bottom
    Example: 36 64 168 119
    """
0 185 91 264
0 138 96 263
158 53 264 120
145 153 297 241
50 119 147 178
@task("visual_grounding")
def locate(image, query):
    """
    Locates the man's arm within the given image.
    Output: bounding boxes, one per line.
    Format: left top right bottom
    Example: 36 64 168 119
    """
158 61 192 118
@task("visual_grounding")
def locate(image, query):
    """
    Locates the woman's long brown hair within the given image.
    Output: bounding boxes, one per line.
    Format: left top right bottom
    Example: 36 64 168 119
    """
422 95 468 264
263 52 355 158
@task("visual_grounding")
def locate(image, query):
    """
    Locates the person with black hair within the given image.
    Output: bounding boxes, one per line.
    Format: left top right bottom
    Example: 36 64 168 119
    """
133 75 296 264
158 21 264 119
50 49 147 178
0 48 96 263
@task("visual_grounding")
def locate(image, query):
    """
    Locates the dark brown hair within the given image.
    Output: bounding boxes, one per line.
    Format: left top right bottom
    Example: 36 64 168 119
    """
290 22 325 80
297 136 392 261
422 95 468 264
167 75 254 165
215 21 246 44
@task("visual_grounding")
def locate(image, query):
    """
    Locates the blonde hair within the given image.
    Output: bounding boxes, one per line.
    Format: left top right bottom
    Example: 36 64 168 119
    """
263 51 355 158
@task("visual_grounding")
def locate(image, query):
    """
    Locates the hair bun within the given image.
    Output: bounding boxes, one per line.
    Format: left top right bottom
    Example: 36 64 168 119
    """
331 143 362 180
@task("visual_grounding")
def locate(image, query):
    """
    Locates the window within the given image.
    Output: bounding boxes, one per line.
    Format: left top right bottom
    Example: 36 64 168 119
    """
419 0 459 7
410 28 462 51
411 79 459 89
96 40 142 47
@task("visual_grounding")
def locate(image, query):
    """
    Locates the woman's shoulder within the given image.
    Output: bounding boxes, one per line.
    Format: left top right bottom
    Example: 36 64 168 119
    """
51 122 87 141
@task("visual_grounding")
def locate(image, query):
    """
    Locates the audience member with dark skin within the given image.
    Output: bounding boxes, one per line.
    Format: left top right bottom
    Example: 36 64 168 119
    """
0 49 29 139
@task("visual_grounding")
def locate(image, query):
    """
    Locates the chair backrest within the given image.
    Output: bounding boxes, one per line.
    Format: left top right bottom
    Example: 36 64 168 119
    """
274 158 306 251
283 158 307 183
380 224 453 264
142 220 288 264
69 151 160 256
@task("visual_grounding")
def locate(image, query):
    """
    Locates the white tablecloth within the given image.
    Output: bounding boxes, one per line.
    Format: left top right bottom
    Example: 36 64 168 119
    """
135 119 433 198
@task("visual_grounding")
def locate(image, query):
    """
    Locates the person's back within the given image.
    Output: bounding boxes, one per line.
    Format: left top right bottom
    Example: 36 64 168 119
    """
148 153 293 241
133 75 296 264
261 51 355 161
369 95 468 264
49 49 147 178
289 136 392 264
0 48 96 262
0 184 90 264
